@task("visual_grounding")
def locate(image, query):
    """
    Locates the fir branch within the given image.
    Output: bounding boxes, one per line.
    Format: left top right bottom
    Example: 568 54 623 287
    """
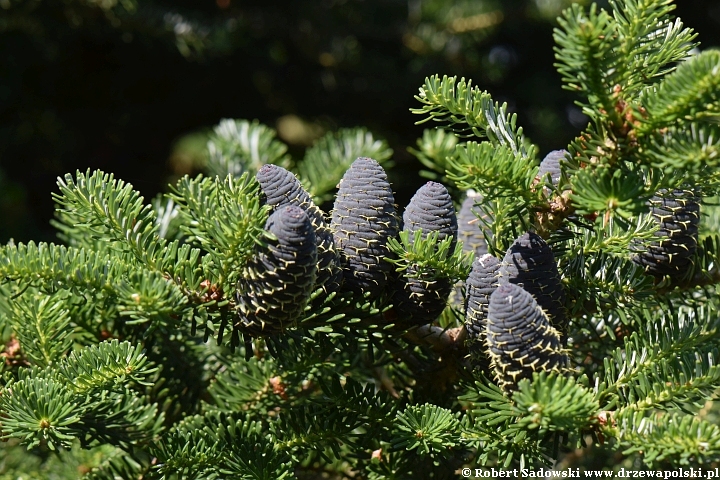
599 304 720 409
57 340 157 394
207 357 282 412
566 126 618 170
53 170 161 270
76 390 163 449
270 315 352 363
52 173 203 295
392 404 461 456
221 438 295 480
149 240 205 294
637 50 720 135
459 378 556 468
554 3 623 123
408 128 460 183
0 242 189 327
0 376 80 450
475 196 532 255
412 75 533 159
3 292 73 368
460 378 517 427
555 0 696 125
563 251 655 317
0 341 158 452
569 165 650 222
114 269 189 326
512 373 598 434
386 230 473 284
448 141 541 206
642 123 720 180
271 404 362 458
151 414 224 477
0 242 117 292
81 452 149 480
152 412 287 479
206 118 291 177
612 410 720 466
317 376 398 426
610 0 696 96
564 213 659 257
168 173 270 286
297 127 393 204
620 348 720 412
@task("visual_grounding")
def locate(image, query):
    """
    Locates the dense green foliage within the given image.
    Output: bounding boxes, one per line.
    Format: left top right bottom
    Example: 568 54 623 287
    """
2 0 720 477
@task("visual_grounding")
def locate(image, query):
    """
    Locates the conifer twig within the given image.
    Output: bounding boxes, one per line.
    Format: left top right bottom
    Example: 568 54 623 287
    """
403 324 467 354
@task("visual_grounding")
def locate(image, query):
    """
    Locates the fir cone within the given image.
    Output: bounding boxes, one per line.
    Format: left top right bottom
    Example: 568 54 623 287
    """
536 150 567 187
632 189 700 278
256 164 342 292
499 232 567 334
394 266 453 326
330 157 399 298
487 283 567 392
451 191 490 309
394 182 457 325
236 205 318 335
464 254 501 368
457 191 489 258
402 181 458 247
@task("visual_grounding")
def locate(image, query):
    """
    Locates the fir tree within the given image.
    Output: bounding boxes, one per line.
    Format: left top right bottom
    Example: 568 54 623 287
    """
2 0 720 477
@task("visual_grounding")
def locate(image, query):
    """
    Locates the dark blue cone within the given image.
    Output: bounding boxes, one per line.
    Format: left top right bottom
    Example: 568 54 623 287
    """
487 283 567 392
632 189 700 278
457 192 490 258
256 164 342 292
394 181 457 325
330 157 399 298
537 150 567 187
236 205 318 335
464 254 501 366
499 232 568 334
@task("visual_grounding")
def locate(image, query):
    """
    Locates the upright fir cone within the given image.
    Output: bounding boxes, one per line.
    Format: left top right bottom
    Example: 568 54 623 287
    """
450 191 491 309
487 283 567 392
499 232 568 334
536 149 567 187
464 254 501 367
330 157 399 299
457 191 489 258
256 164 343 292
236 205 317 335
393 181 457 325
632 189 700 278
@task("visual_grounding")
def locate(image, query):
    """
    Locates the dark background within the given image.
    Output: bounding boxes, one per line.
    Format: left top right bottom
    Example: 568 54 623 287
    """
1 0 719 243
